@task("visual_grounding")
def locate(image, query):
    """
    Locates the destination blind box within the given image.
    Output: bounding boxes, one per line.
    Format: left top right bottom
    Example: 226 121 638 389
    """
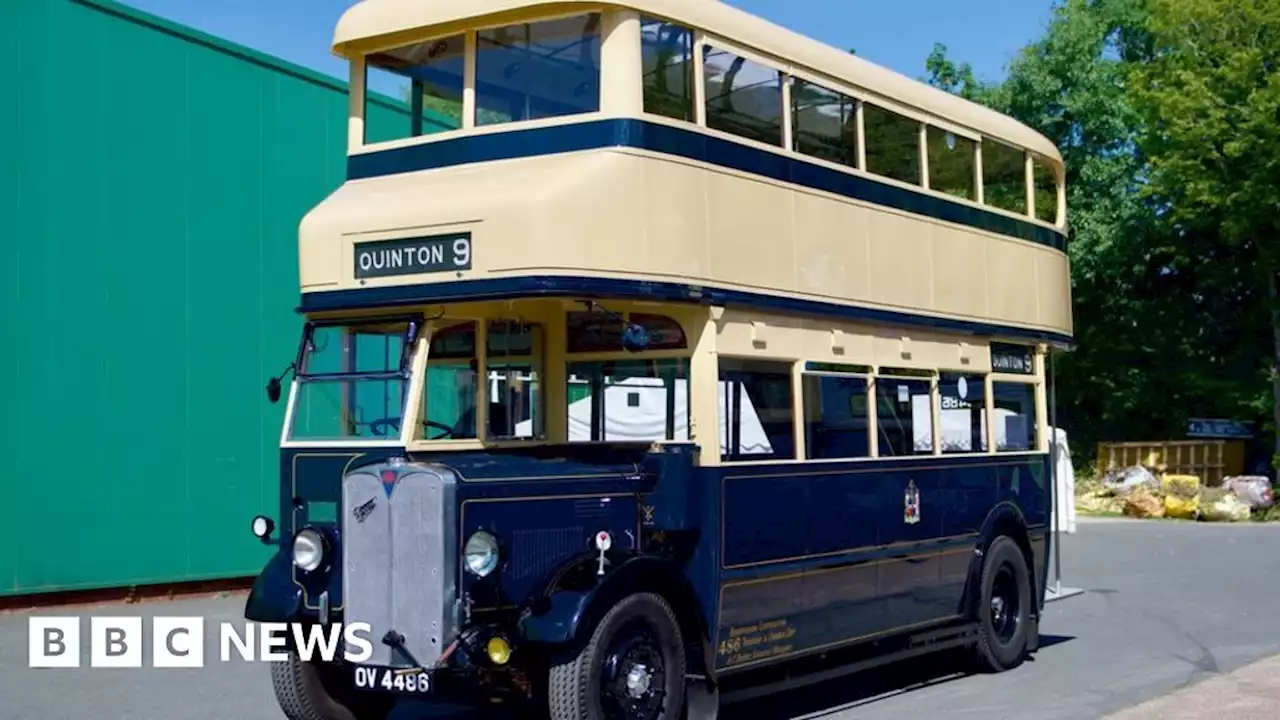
354 232 472 279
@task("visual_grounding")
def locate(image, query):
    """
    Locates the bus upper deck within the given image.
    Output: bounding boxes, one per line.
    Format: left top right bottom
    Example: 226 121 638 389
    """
299 0 1071 346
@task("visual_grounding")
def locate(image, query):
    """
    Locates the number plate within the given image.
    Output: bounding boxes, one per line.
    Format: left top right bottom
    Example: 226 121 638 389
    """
352 665 432 695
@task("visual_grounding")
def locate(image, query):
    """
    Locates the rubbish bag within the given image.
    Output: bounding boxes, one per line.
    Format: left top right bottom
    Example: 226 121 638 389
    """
1161 474 1201 519
1202 492 1251 522
1223 476 1274 508
1124 485 1165 518
1104 465 1159 494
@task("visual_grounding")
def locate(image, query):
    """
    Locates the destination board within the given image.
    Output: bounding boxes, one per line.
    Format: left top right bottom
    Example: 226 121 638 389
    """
354 232 472 279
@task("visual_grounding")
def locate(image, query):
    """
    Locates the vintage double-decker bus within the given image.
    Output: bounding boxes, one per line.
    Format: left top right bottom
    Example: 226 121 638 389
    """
244 1 1072 718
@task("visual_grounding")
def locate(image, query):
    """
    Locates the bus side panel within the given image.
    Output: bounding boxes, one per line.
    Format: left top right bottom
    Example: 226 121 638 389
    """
712 455 1049 673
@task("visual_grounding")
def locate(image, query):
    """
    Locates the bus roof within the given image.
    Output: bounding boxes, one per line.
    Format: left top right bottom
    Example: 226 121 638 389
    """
332 0 1063 166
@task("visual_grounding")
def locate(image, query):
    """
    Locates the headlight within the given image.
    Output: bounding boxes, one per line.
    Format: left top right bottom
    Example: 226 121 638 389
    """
292 529 325 572
464 531 500 577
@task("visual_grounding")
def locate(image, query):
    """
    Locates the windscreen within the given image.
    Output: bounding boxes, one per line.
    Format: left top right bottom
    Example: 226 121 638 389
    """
287 320 415 442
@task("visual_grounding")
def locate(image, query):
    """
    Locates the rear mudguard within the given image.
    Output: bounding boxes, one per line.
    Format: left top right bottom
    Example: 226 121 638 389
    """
244 549 303 623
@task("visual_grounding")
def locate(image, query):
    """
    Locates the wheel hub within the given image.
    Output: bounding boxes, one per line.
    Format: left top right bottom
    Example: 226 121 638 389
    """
624 663 652 698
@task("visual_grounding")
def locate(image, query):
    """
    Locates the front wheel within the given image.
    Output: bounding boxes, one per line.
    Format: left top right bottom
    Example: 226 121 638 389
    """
270 651 394 720
548 592 687 720
969 535 1032 673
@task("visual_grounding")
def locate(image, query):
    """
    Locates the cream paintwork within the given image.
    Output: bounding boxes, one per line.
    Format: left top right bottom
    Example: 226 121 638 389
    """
300 146 1073 337
330 0 1061 167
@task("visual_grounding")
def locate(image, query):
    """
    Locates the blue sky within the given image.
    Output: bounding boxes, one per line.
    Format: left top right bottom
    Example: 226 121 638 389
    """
118 0 1056 85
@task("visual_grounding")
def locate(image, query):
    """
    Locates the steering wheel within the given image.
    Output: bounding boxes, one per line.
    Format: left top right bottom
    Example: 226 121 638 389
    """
422 420 456 440
367 418 401 437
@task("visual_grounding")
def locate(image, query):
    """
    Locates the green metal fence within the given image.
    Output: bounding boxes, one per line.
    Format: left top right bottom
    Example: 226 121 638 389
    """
0 0 430 596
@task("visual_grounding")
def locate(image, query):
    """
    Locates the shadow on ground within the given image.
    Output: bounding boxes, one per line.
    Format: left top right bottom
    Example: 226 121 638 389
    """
379 636 1076 720
720 635 1075 720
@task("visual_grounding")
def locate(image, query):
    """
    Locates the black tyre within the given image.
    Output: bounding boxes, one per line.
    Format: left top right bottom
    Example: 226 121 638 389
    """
270 651 394 720
548 592 687 720
970 535 1032 673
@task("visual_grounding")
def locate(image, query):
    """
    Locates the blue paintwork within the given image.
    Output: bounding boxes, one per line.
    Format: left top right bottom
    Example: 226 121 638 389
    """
347 119 1066 252
709 453 1050 672
249 442 1052 679
244 548 302 622
299 275 1074 348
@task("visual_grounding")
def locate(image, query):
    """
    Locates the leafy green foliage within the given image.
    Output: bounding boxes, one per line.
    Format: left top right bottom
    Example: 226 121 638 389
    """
925 0 1279 466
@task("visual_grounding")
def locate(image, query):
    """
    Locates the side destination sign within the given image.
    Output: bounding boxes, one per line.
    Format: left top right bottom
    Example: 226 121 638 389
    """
354 232 472 279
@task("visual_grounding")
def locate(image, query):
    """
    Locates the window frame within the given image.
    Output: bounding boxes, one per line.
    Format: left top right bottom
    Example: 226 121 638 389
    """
352 7 610 154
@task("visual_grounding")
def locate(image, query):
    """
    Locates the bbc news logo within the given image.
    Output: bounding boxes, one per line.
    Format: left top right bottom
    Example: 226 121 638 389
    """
29 617 374 668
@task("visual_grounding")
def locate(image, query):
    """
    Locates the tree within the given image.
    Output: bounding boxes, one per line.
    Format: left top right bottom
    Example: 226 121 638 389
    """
924 43 989 102
1130 0 1280 456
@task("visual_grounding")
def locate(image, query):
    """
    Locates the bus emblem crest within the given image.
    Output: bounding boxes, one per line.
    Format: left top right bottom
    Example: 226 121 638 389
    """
904 480 920 524
379 469 399 498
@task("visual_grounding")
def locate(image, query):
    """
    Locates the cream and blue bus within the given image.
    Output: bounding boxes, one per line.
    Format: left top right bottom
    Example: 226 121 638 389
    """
243 1 1072 718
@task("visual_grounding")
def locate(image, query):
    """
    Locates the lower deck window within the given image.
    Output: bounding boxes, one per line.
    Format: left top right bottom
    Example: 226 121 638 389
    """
802 374 869 459
875 375 934 456
566 359 689 442
419 320 545 441
939 372 987 453
994 382 1037 451
720 359 795 461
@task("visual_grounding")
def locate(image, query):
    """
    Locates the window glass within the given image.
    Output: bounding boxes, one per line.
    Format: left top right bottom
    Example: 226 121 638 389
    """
927 126 977 200
565 311 686 352
566 311 622 353
487 321 543 440
720 359 795 461
1033 158 1059 224
939 372 987 453
703 46 784 146
791 80 857 168
476 14 602 126
640 17 694 121
627 313 687 350
993 382 1037 451
289 322 412 441
983 140 1027 215
566 359 689 442
863 103 921 185
420 321 478 440
364 35 465 144
875 376 934 456
803 374 869 459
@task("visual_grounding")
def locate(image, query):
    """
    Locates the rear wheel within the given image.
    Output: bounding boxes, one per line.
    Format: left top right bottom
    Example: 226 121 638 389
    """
969 535 1032 673
548 592 687 720
270 651 394 720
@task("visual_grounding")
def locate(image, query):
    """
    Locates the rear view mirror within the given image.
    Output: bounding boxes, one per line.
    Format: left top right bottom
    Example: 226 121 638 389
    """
266 377 282 404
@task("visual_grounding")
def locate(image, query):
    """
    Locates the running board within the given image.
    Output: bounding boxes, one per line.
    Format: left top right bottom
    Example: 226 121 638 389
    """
718 622 980 705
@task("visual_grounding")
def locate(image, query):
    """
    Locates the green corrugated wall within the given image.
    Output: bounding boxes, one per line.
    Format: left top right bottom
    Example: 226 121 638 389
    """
1 0 433 596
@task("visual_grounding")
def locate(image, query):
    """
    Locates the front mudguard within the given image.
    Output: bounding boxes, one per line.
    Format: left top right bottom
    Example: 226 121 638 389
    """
516 554 704 646
244 548 303 623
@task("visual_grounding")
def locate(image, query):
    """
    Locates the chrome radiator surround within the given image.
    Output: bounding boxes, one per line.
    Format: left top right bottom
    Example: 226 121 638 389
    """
341 462 458 668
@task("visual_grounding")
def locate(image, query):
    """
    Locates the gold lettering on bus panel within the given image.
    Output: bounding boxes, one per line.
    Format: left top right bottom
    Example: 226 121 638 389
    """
718 617 796 666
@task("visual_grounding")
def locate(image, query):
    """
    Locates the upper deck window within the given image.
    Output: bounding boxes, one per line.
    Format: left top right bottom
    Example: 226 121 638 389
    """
703 46 784 147
1032 157 1059 224
475 14 602 126
863 103 921 186
364 35 465 144
640 17 694 122
927 126 977 201
983 140 1027 215
791 80 857 168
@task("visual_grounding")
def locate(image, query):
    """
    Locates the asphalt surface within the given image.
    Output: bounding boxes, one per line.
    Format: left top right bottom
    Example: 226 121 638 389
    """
3 517 1280 720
